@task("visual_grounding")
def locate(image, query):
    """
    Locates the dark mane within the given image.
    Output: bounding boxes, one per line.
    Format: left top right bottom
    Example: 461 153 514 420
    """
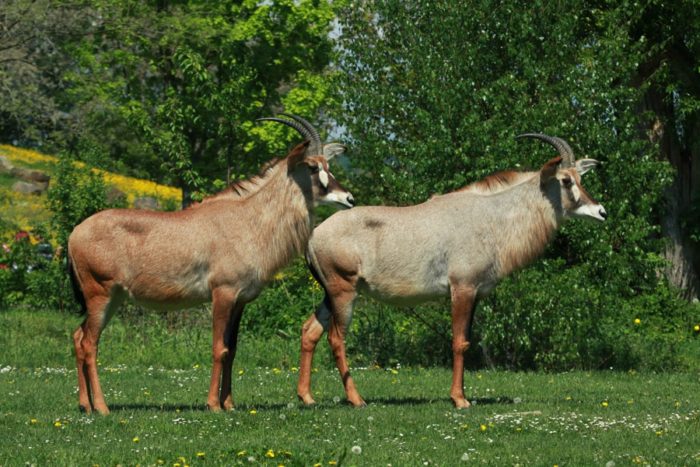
188 157 283 208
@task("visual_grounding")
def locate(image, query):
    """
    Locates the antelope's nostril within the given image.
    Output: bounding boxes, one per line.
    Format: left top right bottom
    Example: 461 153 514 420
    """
347 195 355 206
600 208 608 220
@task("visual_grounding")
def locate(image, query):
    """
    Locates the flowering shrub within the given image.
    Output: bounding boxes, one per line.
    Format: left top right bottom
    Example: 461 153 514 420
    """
0 230 56 308
0 144 181 209
0 145 182 310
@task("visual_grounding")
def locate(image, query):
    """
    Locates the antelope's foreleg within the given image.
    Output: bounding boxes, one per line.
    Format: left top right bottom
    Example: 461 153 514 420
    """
327 290 364 407
297 297 331 405
207 287 237 412
449 285 477 409
220 303 244 411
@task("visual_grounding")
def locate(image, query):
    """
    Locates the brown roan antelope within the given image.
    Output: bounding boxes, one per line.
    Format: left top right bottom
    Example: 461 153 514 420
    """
297 134 607 409
67 114 355 415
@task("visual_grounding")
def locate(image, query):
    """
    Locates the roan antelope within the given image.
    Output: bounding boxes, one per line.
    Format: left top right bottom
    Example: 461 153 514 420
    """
297 134 607 409
67 114 354 414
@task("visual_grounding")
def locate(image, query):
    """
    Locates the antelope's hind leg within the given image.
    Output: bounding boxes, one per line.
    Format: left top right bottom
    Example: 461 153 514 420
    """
297 295 332 405
326 288 365 407
73 288 124 415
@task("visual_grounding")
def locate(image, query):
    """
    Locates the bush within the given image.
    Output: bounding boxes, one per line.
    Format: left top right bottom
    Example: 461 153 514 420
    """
0 156 125 311
47 155 126 248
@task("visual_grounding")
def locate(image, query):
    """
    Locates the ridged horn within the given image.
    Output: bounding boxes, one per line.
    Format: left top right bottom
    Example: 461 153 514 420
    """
257 114 322 156
516 133 575 167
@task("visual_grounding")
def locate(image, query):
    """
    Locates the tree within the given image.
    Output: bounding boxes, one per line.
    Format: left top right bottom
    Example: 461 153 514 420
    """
61 0 340 202
332 0 692 369
0 0 91 148
627 0 700 300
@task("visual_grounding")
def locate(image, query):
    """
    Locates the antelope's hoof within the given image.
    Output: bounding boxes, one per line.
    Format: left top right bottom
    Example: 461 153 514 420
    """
94 406 110 416
298 394 316 406
349 398 367 408
452 397 471 410
79 404 91 414
207 402 223 413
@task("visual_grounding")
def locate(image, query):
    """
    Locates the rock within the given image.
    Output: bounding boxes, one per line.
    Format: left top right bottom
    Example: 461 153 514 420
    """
107 186 127 204
133 196 160 210
10 166 50 183
12 181 46 195
0 156 12 173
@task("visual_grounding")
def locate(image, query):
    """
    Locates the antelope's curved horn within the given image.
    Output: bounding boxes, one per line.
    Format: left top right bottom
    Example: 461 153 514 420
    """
257 114 323 156
516 133 575 167
279 113 323 156
279 113 322 147
257 116 312 140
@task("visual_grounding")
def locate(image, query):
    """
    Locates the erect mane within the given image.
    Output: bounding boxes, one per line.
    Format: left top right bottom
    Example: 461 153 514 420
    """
188 157 283 208
458 170 533 195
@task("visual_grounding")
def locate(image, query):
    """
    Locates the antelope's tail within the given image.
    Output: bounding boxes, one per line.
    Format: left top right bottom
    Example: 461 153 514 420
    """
305 242 328 292
66 252 87 315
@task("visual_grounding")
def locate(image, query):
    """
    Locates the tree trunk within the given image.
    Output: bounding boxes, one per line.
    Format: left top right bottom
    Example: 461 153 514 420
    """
642 88 700 300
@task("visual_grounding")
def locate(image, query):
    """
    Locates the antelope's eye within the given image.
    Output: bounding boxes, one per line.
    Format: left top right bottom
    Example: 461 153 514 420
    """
309 165 320 174
562 177 573 188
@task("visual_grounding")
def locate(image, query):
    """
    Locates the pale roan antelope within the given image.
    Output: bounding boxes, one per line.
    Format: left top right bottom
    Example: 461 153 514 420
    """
67 114 354 415
297 134 607 409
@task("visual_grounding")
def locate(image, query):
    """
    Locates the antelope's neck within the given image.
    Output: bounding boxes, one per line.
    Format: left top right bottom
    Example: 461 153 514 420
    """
244 169 314 279
495 181 560 278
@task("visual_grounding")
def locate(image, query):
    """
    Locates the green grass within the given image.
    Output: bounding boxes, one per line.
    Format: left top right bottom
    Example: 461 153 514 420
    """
1 310 699 466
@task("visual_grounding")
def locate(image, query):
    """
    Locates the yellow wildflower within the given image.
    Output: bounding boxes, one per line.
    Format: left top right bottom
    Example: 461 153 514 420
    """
266 449 275 458
132 436 140 443
196 452 205 458
601 401 609 408
249 409 257 415
480 424 487 431
30 418 37 424
53 421 62 428
634 318 641 325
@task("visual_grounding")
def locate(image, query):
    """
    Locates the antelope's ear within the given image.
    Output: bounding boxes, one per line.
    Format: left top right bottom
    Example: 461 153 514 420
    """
286 140 311 170
323 143 346 161
575 158 600 176
540 156 562 183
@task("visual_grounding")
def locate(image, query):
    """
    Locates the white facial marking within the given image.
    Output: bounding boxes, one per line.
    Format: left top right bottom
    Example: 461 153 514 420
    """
572 203 607 222
571 183 581 202
319 168 329 188
318 191 354 209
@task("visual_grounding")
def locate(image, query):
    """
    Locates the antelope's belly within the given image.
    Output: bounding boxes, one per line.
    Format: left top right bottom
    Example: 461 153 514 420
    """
360 275 448 306
125 270 211 310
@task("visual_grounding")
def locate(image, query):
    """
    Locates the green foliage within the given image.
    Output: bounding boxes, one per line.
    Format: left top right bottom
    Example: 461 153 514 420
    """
57 0 341 199
0 156 130 310
0 228 70 310
242 259 323 340
46 156 125 248
319 0 695 370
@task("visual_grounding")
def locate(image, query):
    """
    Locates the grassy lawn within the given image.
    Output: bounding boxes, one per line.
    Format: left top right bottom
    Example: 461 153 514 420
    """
0 310 698 466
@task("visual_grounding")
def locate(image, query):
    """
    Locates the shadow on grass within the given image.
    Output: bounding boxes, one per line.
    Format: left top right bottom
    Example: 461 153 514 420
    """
103 396 514 413
365 396 514 407
107 401 295 413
